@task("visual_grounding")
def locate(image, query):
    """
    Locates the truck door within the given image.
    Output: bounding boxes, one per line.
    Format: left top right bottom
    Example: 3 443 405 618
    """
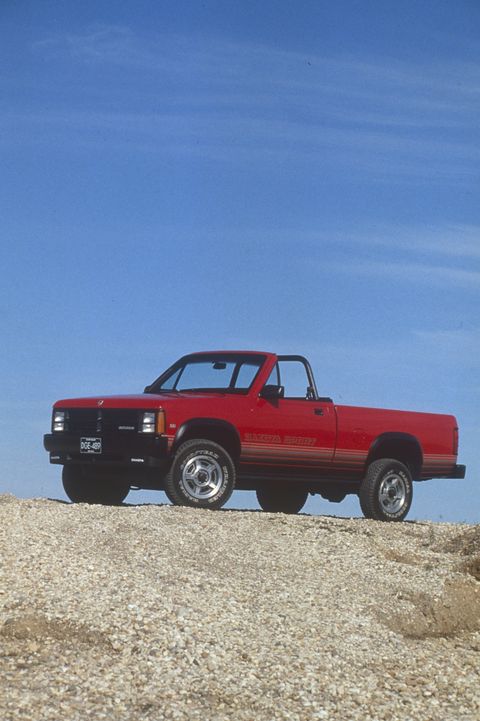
242 357 336 469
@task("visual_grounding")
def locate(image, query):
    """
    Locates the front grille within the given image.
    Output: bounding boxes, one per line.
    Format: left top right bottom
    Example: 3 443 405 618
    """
102 409 139 432
66 408 140 434
67 409 99 434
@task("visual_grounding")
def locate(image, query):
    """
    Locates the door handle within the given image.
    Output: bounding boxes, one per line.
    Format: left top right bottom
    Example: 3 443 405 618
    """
314 408 324 416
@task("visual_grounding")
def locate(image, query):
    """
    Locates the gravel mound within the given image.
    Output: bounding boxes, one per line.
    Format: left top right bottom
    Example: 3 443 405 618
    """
1 496 479 720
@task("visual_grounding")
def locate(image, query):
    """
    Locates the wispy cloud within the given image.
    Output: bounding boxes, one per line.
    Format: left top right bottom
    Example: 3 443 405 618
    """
322 258 480 289
355 224 480 260
293 224 480 261
34 25 480 103
413 327 480 352
311 327 480 366
266 221 480 291
10 25 477 181
2 108 478 184
212 223 480 268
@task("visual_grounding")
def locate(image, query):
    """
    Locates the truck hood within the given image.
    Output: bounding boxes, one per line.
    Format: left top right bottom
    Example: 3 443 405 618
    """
53 392 228 409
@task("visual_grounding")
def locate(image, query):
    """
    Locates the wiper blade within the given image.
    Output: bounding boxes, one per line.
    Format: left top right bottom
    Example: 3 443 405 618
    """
145 387 179 394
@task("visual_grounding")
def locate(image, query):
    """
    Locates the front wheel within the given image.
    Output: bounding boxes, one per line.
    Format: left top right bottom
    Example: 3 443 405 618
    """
62 466 130 505
165 440 235 509
359 458 412 521
256 484 308 514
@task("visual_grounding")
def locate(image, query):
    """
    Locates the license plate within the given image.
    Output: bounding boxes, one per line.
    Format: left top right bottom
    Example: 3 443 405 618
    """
80 437 102 454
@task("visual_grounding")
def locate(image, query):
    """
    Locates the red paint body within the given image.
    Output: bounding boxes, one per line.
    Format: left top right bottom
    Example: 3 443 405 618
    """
48 351 462 484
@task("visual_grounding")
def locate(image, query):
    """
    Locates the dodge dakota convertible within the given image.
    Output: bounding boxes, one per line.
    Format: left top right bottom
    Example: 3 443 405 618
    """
44 351 466 521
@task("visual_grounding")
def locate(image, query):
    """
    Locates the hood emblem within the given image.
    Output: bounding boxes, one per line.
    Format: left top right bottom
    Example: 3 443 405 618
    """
97 399 104 406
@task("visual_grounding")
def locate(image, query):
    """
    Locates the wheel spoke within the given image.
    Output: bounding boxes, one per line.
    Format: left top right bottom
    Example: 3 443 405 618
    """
186 460 198 475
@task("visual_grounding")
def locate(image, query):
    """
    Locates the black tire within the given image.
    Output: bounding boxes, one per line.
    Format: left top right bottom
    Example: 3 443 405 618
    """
62 466 130 505
359 458 412 521
256 484 308 514
165 439 235 509
163 485 176 505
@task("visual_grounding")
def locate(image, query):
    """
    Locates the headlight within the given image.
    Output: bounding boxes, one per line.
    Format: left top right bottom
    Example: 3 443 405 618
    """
139 410 165 434
140 411 156 433
53 410 65 432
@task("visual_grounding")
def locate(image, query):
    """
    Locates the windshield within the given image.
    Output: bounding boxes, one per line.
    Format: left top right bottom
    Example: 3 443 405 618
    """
147 354 266 394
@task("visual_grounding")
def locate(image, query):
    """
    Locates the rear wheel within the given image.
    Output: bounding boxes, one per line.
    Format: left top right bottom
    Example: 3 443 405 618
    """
62 466 130 505
359 458 412 521
256 484 308 514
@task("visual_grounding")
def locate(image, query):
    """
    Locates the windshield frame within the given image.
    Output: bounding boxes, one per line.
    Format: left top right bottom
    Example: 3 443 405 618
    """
145 353 267 395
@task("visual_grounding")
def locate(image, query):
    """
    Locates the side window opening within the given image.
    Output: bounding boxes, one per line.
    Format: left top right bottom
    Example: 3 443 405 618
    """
278 360 311 400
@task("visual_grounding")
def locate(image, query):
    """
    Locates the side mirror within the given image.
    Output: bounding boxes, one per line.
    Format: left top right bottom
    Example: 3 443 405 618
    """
260 384 284 400
144 385 152 393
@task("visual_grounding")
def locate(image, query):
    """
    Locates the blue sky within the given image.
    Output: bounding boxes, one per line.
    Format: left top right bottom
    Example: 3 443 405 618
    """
1 1 478 522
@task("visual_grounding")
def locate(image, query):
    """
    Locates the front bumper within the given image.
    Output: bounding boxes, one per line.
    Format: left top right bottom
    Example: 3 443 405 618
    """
43 433 169 468
451 464 466 479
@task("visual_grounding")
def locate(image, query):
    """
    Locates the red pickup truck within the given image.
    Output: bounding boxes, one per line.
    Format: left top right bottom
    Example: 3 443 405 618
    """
44 351 465 521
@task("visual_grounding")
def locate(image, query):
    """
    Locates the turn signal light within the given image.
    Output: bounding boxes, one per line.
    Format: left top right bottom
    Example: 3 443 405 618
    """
156 410 166 435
